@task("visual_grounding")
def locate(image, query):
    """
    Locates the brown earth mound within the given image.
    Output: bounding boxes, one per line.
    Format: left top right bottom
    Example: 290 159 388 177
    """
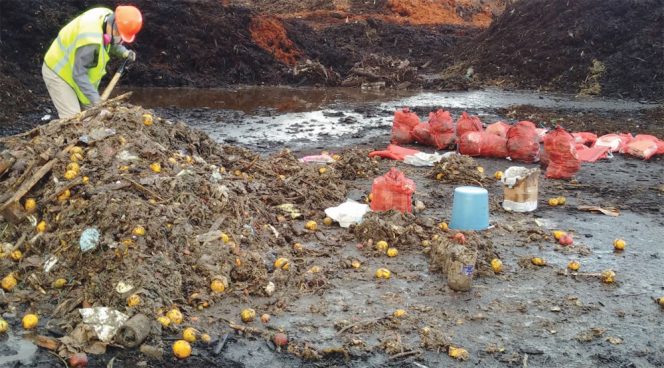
0 0 289 126
250 16 303 65
0 0 498 127
0 96 347 340
283 18 478 80
460 0 664 100
232 0 504 26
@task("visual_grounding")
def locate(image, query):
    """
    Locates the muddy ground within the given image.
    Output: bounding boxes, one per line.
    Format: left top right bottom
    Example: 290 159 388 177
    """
1 0 663 366
1 88 663 367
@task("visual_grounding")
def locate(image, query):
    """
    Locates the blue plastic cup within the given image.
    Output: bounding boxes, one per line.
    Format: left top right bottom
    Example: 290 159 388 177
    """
449 186 489 231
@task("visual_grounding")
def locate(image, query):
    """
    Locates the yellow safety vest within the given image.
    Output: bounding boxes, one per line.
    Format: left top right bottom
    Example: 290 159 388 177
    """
44 8 112 105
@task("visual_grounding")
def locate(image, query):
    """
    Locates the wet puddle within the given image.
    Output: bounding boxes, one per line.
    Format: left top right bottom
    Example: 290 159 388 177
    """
123 86 658 150
126 86 653 113
0 333 38 366
124 86 418 113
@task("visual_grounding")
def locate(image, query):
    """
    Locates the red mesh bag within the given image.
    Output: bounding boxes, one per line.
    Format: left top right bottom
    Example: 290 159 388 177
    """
594 133 633 153
625 135 661 160
368 144 420 161
507 121 540 163
577 146 610 162
646 134 664 155
411 122 435 146
543 126 580 179
572 132 598 147
634 134 660 142
456 112 483 139
428 110 456 149
370 167 416 213
391 108 420 145
486 121 511 138
433 133 456 151
458 132 508 158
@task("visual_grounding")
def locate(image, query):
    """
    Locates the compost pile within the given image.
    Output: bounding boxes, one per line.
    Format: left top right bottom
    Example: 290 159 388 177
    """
341 54 420 88
0 99 347 325
331 148 381 180
429 154 490 186
352 210 496 276
462 0 664 100
428 231 496 276
353 211 436 250
291 59 342 86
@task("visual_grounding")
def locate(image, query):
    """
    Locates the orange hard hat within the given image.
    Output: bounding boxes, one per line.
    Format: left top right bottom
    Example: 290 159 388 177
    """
114 5 142 43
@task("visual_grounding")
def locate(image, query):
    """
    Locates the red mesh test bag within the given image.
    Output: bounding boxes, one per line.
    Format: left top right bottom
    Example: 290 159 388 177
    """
370 167 416 213
456 112 483 139
429 109 456 149
507 121 540 163
543 126 580 179
391 108 420 145
458 132 508 158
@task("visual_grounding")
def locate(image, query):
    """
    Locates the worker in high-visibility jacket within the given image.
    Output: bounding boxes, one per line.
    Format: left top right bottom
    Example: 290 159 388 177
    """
42 6 142 118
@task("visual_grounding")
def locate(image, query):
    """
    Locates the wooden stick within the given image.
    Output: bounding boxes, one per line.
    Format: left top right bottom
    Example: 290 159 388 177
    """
389 349 422 360
78 92 132 121
0 156 15 177
0 159 56 223
101 73 123 101
336 316 386 335
11 233 27 251
124 177 164 202
9 160 37 191
0 143 75 222
46 177 83 202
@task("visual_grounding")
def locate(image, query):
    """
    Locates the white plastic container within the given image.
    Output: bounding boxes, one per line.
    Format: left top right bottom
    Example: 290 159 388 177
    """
501 167 540 212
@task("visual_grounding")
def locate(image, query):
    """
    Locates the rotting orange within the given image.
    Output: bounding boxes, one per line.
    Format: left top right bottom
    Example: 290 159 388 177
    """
172 340 191 359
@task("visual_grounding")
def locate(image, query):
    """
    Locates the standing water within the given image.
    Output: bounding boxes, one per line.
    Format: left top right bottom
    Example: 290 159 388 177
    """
122 86 656 151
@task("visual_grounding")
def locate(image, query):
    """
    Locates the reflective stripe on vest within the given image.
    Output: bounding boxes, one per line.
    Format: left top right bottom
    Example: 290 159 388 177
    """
44 8 112 105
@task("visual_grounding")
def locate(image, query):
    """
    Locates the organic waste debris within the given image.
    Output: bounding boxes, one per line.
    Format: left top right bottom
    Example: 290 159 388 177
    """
341 54 420 89
1 96 663 367
428 230 497 277
428 154 490 186
331 148 382 180
0 98 350 350
353 211 435 249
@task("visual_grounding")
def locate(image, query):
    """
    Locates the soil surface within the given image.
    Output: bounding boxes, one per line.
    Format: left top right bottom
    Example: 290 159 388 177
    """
1 88 663 367
459 0 664 100
1 0 664 366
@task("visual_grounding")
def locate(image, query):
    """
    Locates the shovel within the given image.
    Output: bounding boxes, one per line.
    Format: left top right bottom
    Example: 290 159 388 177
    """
100 58 129 101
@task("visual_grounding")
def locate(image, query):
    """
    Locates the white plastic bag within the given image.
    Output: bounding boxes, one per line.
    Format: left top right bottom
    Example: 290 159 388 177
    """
403 152 445 167
324 200 370 228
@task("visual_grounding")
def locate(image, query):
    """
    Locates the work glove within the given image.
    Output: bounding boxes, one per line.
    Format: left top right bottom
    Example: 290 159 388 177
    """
123 50 136 62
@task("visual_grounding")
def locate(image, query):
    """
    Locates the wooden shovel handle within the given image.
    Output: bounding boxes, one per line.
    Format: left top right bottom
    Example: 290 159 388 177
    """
100 72 122 101
100 59 129 101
